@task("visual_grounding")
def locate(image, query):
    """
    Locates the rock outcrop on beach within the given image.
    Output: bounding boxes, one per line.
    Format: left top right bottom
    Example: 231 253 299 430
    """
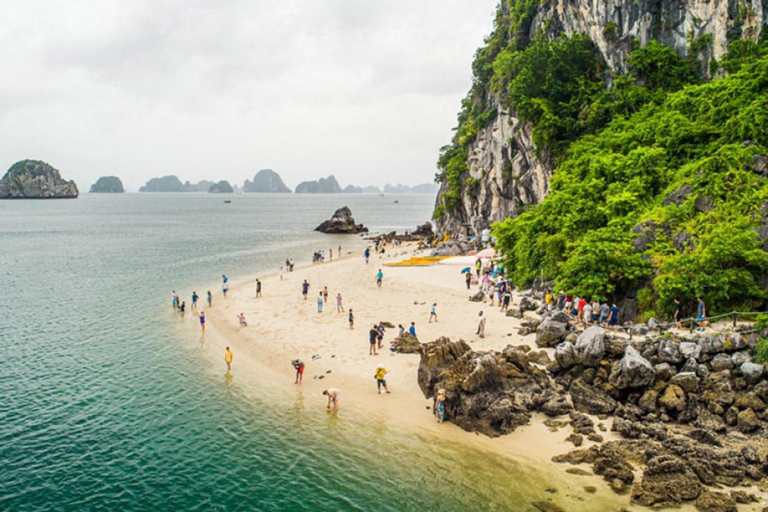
0 160 79 199
295 175 342 194
243 169 291 193
208 180 233 193
314 206 368 234
89 176 124 193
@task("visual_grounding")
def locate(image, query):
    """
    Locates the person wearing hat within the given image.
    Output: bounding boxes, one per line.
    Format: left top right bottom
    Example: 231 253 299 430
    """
375 364 390 394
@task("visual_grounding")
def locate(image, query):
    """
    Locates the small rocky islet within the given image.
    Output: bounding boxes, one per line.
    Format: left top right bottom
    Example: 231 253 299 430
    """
414 288 768 509
89 176 124 193
0 160 79 199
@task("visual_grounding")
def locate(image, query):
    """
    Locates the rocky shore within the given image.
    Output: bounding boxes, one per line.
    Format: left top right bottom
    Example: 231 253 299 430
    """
417 291 768 510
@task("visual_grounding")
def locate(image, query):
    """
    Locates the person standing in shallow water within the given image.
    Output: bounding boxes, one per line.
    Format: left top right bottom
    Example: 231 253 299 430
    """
206 290 212 308
199 311 206 333
191 291 198 311
323 388 340 411
292 359 305 384
225 346 233 371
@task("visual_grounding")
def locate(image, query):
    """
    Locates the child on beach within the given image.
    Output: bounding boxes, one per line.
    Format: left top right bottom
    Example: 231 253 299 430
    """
336 293 344 312
435 389 446 423
323 287 329 305
375 364 391 394
323 388 340 411
348 309 354 329
302 280 310 300
376 269 383 288
199 311 206 332
207 291 212 308
429 303 438 323
225 347 233 371
238 312 247 326
317 292 324 313
292 359 305 384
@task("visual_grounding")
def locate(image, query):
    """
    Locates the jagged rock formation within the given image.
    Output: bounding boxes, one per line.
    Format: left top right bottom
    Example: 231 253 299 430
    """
342 185 363 194
314 206 368 234
243 169 291 193
89 176 124 193
185 180 214 192
295 175 341 194
208 180 233 193
434 0 767 237
139 176 186 192
0 160 79 199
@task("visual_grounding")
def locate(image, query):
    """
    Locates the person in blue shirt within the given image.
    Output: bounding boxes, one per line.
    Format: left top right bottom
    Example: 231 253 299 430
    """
191 291 198 311
696 297 707 327
376 269 383 288
609 303 620 330
409 322 416 337
364 247 371 264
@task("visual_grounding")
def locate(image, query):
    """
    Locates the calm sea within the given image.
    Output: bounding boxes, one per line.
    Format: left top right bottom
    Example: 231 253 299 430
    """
0 193 558 511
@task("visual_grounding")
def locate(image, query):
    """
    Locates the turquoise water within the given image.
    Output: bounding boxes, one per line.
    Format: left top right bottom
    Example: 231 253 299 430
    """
0 194 556 511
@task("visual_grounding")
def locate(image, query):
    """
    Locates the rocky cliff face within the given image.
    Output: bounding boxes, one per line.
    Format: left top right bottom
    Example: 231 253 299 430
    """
295 175 342 194
243 169 291 193
435 0 767 237
0 160 79 199
89 176 124 193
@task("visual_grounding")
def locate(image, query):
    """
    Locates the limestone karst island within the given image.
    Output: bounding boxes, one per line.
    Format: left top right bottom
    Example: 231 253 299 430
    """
4 1 768 512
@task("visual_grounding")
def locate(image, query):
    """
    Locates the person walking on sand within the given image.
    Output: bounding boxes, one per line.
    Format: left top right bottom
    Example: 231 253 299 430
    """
317 292 324 313
349 309 355 329
292 359 305 384
222 281 229 298
302 280 310 300
329 248 333 261
191 291 198 311
206 290 212 308
476 311 486 338
696 297 707 328
375 364 391 394
429 303 438 323
465 271 472 290
279 266 284 281
364 247 370 264
256 279 262 298
336 292 344 312
376 269 383 288
674 298 683 329
369 325 379 355
199 311 206 333
323 286 329 305
225 347 233 371
435 389 446 423
323 388 340 411
502 289 511 312
338 245 342 258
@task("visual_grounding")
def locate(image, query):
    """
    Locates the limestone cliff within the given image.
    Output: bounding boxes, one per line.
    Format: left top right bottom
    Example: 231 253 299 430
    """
0 160 79 199
435 0 767 237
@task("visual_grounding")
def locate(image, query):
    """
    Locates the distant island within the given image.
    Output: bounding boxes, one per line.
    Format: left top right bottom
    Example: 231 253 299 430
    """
208 180 233 193
89 176 124 193
342 185 382 194
295 175 341 194
139 176 219 192
340 183 438 194
0 160 79 199
243 169 290 193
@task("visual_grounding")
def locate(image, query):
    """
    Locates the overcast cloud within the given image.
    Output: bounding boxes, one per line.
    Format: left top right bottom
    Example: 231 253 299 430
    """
0 0 496 191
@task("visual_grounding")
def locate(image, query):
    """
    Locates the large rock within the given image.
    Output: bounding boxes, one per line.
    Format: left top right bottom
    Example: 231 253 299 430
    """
417 337 471 397
740 362 765 384
89 176 124 193
575 326 606 367
0 160 79 199
395 333 421 354
535 318 567 347
695 490 737 512
555 342 578 369
570 379 617 415
659 384 686 413
654 363 675 381
679 342 701 360
737 408 759 432
710 353 734 372
314 206 368 234
657 338 682 364
609 346 655 389
670 372 700 393
630 455 701 507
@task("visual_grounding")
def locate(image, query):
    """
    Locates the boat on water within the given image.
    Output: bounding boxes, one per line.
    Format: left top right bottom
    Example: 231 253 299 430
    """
223 200 232 204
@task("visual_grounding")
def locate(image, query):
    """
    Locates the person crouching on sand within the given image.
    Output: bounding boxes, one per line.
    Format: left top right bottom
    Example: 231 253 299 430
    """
292 359 305 384
225 346 233 371
323 388 340 411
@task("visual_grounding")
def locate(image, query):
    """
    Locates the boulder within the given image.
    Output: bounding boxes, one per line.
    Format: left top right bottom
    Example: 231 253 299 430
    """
669 372 700 393
731 351 751 366
469 290 485 302
734 392 766 411
737 408 759 432
395 333 421 354
417 337 471 397
639 390 659 411
657 338 683 364
570 379 618 415
723 332 747 351
710 353 733 372
630 455 701 507
679 342 701 360
555 342 578 369
647 317 659 330
542 396 573 417
695 490 737 512
575 326 606 367
654 363 675 381
609 346 655 390
659 384 686 413
535 319 567 348
740 362 765 384
314 206 368 234
681 357 699 373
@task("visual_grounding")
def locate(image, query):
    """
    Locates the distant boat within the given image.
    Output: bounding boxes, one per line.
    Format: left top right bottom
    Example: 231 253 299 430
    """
394 200 399 204
223 200 232 204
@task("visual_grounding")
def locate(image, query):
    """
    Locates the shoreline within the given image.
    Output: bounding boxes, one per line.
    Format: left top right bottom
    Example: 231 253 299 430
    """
191 242 632 508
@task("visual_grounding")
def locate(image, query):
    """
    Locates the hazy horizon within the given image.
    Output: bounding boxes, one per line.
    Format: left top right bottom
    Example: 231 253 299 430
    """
0 1 496 191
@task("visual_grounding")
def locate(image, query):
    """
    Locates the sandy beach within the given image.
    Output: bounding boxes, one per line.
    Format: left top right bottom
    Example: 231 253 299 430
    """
192 243 650 508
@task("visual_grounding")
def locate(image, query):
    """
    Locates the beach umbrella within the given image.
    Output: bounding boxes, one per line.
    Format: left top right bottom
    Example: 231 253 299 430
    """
477 248 495 259
461 267 471 274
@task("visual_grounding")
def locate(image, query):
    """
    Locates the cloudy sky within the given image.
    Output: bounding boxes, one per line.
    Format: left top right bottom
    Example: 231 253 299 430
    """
0 0 496 191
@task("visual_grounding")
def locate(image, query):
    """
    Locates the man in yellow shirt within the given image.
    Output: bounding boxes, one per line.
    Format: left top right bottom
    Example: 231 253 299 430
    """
225 347 233 371
375 364 390 394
